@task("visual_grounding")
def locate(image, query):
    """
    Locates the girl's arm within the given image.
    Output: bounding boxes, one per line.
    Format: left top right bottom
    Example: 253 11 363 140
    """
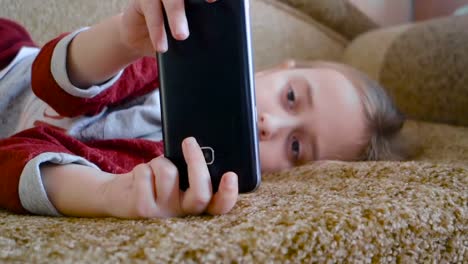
0 126 238 218
66 14 142 88
66 0 210 88
41 138 239 218
32 0 218 117
40 163 111 217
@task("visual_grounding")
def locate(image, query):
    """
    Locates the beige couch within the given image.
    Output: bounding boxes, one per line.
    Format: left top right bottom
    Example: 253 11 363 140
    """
0 0 466 262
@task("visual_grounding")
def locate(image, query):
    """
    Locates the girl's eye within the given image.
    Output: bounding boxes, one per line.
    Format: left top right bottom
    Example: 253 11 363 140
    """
291 137 300 160
286 87 296 108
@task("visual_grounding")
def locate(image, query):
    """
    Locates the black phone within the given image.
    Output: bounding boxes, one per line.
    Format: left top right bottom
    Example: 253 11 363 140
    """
157 0 261 193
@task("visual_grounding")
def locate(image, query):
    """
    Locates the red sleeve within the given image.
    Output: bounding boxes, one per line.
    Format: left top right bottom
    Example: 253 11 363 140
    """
0 126 164 214
0 127 74 214
31 33 160 118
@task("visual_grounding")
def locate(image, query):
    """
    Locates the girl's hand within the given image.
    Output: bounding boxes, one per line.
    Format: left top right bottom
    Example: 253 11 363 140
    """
103 137 239 218
120 0 217 56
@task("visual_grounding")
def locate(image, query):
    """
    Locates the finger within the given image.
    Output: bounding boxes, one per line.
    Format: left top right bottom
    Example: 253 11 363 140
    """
149 156 183 217
181 137 213 215
206 172 239 215
131 163 160 218
142 0 168 52
162 0 189 40
205 0 217 3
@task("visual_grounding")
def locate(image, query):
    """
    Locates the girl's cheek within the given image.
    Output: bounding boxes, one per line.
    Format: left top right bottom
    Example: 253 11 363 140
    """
258 143 269 171
259 142 283 173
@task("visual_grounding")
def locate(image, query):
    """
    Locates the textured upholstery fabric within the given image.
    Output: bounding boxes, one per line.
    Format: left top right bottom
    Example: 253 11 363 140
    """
251 0 346 69
277 0 378 40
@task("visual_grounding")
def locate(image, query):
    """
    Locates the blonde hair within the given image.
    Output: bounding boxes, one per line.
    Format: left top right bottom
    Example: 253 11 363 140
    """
291 60 412 161
351 69 410 161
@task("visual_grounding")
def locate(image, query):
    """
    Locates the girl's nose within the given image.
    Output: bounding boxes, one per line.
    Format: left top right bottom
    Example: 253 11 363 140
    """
258 113 271 140
258 112 295 141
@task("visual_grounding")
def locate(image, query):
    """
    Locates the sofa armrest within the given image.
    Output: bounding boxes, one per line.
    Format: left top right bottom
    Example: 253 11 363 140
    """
343 15 468 127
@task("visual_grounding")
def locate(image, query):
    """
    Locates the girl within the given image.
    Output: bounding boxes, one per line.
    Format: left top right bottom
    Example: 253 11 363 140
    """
0 0 406 218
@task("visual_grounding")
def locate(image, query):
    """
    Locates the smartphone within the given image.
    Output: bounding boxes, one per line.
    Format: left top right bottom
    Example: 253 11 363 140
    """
157 0 261 193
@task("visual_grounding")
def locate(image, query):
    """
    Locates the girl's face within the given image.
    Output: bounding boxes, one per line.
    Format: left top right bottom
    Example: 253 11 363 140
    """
255 63 368 173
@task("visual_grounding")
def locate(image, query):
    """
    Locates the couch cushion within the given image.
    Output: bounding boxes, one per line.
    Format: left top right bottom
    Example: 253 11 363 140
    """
277 0 378 40
0 0 127 46
343 15 468 126
251 0 347 69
